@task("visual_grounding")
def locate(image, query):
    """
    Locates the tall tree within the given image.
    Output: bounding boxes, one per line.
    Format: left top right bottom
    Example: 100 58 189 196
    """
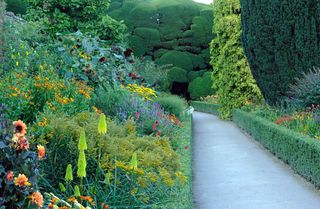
241 0 320 105
210 0 261 118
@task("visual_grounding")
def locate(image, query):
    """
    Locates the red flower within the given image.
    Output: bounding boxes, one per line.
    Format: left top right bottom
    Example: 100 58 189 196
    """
184 146 189 150
152 121 159 130
6 171 14 181
135 112 140 119
124 48 133 58
156 131 161 136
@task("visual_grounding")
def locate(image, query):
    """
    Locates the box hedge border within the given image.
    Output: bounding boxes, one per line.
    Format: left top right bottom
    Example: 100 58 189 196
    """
233 109 320 187
191 101 220 116
192 101 320 187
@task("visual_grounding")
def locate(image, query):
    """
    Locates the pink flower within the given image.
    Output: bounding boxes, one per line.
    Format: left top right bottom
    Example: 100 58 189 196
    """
152 121 159 130
135 112 140 119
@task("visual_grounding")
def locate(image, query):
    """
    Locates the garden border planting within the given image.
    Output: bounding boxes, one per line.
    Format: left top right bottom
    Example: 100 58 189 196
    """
233 109 320 187
191 101 220 116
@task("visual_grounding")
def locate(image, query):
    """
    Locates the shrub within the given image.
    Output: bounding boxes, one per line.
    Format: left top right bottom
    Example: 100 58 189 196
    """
191 101 220 116
168 67 188 83
94 84 131 117
233 109 320 187
210 0 262 118
289 68 320 107
5 0 27 14
155 93 188 119
157 51 194 71
240 0 320 105
188 72 215 100
26 0 126 43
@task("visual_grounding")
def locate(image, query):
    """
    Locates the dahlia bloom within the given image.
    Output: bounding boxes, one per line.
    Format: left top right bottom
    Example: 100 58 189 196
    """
14 174 29 187
37 145 45 160
13 120 27 136
31 191 44 208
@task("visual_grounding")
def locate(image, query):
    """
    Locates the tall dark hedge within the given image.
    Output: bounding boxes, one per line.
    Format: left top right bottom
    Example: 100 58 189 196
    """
240 0 320 105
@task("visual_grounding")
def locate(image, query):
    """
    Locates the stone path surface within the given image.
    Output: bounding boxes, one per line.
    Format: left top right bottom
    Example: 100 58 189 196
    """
192 111 320 209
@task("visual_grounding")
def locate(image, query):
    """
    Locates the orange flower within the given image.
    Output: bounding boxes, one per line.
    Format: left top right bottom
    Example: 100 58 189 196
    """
31 191 44 208
59 206 70 209
6 171 14 181
37 145 45 160
14 174 29 187
68 197 77 203
13 120 27 136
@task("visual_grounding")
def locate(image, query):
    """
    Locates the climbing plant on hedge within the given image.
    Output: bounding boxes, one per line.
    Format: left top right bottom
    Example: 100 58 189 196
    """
210 0 262 119
26 0 126 44
240 0 320 105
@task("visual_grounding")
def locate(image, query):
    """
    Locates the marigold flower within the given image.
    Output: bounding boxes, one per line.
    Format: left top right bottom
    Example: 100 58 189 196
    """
37 145 46 160
14 174 29 187
31 191 44 208
13 120 27 136
6 171 14 181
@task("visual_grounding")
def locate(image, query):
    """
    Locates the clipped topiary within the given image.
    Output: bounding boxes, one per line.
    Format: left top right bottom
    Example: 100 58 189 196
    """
156 51 193 71
155 93 188 119
188 72 215 100
168 67 188 83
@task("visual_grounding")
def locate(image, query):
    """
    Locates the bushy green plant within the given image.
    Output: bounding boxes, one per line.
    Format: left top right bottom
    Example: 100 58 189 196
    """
289 68 320 107
188 72 215 100
240 0 320 105
25 0 126 43
131 58 171 91
5 0 27 14
168 67 188 83
210 0 262 118
155 93 187 119
94 84 131 117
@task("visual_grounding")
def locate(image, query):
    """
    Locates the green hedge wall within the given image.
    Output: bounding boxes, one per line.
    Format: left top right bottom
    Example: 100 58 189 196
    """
240 0 320 105
233 109 320 186
191 101 220 116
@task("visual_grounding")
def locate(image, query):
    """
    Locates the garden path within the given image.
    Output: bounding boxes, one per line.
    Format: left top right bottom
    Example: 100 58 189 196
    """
192 111 320 209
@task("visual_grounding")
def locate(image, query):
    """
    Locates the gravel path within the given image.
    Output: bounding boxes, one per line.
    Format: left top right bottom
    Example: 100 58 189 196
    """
192 111 320 209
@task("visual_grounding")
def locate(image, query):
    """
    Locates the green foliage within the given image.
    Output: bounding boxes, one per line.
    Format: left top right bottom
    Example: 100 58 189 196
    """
210 0 262 118
188 72 215 100
188 70 205 81
5 0 27 14
34 111 187 207
191 101 220 116
240 0 320 105
289 68 320 107
26 0 126 43
233 109 320 187
157 51 193 71
93 84 131 117
168 67 188 83
155 93 188 119
108 0 213 95
131 58 171 91
0 69 92 123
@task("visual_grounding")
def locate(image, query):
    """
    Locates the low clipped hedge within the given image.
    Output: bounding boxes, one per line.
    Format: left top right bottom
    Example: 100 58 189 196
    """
233 109 320 187
191 101 220 116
